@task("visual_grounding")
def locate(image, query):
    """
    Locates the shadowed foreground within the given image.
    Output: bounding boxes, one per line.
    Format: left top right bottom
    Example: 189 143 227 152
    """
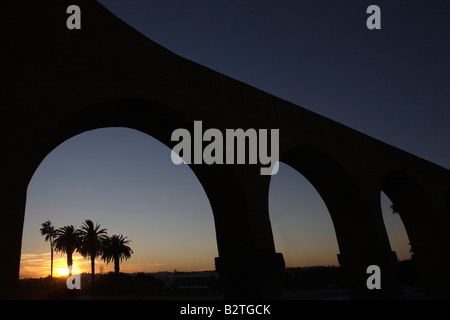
17 263 425 300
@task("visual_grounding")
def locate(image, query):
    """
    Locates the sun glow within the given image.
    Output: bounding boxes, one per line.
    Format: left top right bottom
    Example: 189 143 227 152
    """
56 267 70 277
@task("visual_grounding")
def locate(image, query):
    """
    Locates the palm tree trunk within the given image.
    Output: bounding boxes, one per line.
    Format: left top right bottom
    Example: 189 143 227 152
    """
90 255 95 286
114 255 120 274
67 251 73 275
50 241 53 278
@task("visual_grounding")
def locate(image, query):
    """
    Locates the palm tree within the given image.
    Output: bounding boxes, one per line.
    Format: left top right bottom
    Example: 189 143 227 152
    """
102 234 133 274
78 220 108 285
390 203 399 214
40 220 56 277
54 225 81 273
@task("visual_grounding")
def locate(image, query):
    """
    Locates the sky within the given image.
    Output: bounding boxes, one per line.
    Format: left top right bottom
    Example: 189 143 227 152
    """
20 1 449 278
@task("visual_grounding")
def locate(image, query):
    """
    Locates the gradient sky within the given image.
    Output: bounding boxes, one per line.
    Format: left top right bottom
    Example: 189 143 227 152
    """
20 1 449 278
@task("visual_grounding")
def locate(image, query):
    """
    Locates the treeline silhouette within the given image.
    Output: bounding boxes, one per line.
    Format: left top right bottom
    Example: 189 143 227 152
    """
282 266 346 291
282 260 421 292
18 263 421 299
40 219 133 284
17 272 165 299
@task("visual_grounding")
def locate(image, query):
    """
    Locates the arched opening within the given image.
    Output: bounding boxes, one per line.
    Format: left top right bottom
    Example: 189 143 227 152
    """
12 100 234 298
382 171 450 298
2 99 288 299
379 191 420 293
382 171 441 260
270 162 340 267
379 192 412 261
269 145 397 299
19 127 219 298
269 162 344 298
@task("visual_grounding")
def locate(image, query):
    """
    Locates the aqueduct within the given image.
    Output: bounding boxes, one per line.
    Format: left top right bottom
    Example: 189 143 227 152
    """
1 1 450 299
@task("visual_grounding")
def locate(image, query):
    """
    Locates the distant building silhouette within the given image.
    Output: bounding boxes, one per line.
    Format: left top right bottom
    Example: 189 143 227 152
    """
152 271 219 291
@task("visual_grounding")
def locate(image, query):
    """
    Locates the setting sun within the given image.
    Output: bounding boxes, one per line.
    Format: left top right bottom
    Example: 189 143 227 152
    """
56 267 69 277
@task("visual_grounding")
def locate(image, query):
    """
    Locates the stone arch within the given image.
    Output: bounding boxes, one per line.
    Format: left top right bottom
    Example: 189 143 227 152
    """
381 171 442 259
21 127 219 278
382 170 450 298
378 190 412 260
5 99 272 299
280 146 377 255
269 162 340 268
278 145 403 299
25 99 247 254
26 99 193 181
26 99 252 237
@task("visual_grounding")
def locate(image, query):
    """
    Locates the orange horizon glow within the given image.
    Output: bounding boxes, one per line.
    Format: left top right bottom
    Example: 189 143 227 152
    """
20 252 105 279
19 251 219 279
19 250 344 279
20 247 413 279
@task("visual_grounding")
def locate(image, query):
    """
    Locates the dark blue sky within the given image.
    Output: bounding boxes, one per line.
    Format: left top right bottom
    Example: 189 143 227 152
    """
20 1 448 277
97 0 450 169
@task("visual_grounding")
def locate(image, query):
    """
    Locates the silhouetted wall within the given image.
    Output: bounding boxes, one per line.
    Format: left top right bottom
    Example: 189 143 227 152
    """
1 0 450 299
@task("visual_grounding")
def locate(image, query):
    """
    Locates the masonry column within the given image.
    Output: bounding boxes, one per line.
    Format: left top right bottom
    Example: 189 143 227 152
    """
196 164 284 299
280 145 404 299
383 172 450 299
333 194 404 300
396 198 450 298
227 166 285 299
0 167 28 299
